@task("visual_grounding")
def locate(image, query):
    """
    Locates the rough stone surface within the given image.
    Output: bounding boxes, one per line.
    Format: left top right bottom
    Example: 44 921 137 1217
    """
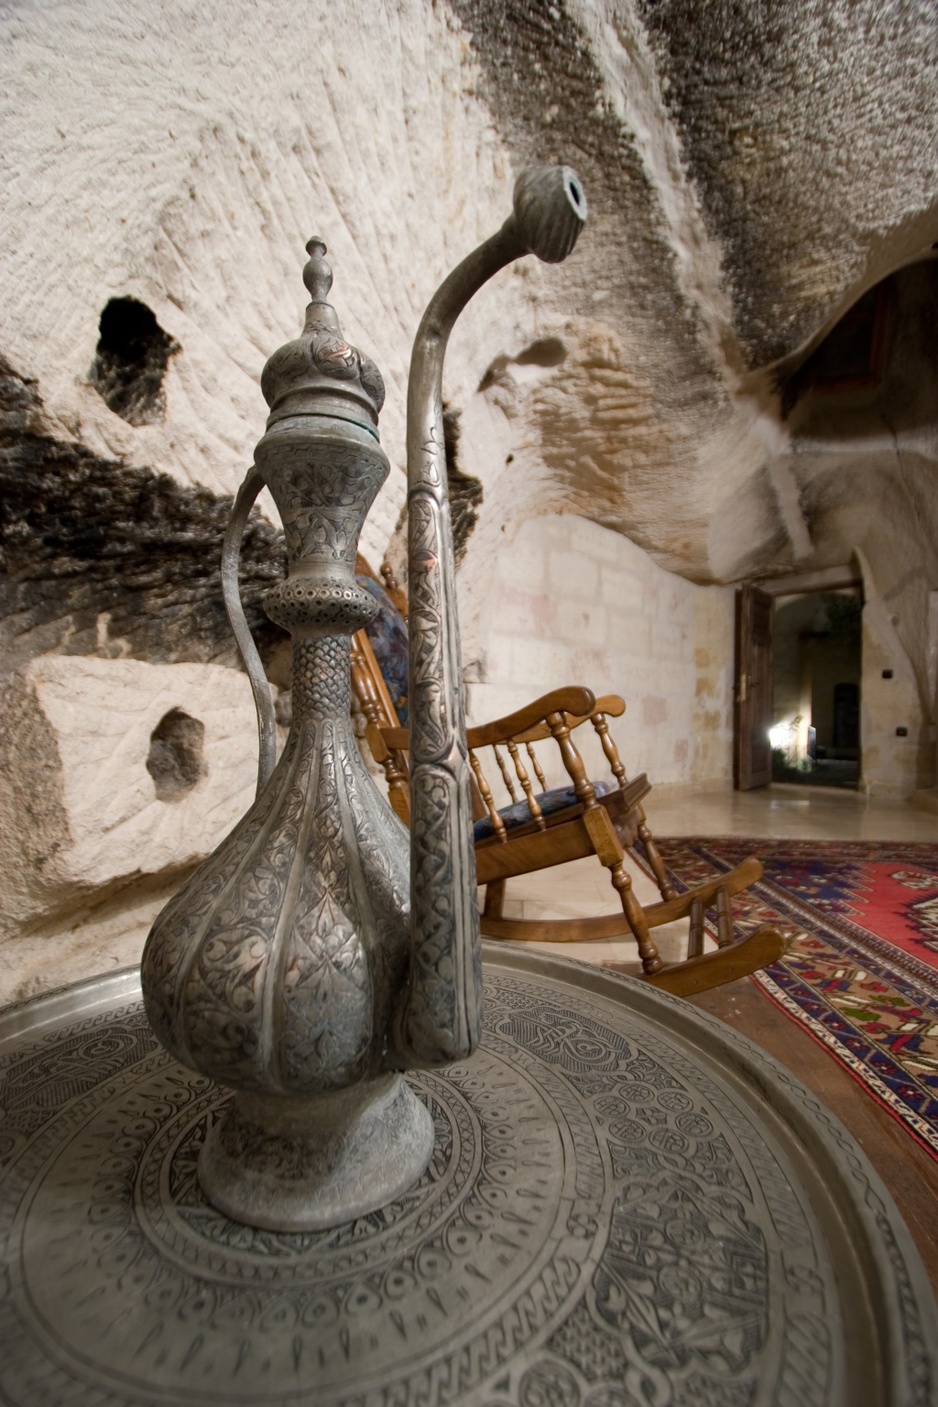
0 357 288 677
0 0 532 552
0 655 257 1000
637 0 938 365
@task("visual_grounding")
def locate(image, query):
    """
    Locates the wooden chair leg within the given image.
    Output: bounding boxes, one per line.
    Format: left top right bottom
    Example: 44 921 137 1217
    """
580 803 664 977
483 880 506 920
688 895 705 958
608 858 664 977
716 885 733 948
635 810 676 902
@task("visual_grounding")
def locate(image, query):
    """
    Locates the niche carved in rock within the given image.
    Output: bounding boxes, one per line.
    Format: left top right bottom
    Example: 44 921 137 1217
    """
89 298 180 426
146 708 207 802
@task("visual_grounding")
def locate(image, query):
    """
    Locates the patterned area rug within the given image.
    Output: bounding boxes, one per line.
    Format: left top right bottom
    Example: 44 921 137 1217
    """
655 838 938 1161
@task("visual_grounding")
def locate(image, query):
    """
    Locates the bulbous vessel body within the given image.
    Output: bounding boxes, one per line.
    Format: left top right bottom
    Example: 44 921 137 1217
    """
144 422 407 1093
141 246 433 1229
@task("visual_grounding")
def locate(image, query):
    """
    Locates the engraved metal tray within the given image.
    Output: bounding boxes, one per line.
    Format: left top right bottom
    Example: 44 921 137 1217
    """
1 943 935 1407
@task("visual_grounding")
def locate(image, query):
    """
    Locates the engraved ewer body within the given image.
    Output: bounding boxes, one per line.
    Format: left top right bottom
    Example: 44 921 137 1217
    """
141 245 434 1230
141 168 586 1232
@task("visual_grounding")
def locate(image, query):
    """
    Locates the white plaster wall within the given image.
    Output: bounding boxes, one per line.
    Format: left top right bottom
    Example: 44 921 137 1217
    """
465 514 734 794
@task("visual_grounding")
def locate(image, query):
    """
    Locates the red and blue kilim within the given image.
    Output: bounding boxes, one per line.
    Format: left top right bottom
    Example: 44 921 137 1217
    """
655 838 938 1161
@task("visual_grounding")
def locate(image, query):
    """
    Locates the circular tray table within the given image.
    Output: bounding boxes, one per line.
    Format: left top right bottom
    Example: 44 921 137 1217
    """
0 943 935 1406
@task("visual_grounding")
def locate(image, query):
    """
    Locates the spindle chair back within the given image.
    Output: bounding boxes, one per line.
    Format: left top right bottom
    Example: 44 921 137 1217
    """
350 557 786 996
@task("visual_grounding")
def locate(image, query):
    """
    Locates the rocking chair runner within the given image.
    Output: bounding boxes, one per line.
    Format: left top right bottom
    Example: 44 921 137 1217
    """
350 557 787 997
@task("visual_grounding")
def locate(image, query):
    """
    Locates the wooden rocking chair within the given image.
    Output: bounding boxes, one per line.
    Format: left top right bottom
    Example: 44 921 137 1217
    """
350 558 787 997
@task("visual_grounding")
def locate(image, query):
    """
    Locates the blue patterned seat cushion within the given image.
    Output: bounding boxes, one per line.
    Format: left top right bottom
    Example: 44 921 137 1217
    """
356 574 409 725
474 778 615 842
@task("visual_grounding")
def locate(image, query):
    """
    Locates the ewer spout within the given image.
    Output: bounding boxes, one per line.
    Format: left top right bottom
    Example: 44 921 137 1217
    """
394 165 587 1067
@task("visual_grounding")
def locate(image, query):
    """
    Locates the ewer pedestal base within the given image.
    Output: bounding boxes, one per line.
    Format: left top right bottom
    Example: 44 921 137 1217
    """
198 1074 434 1232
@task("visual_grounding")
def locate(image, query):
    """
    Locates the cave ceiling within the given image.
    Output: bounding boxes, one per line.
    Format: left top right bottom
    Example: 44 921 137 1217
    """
2 0 937 678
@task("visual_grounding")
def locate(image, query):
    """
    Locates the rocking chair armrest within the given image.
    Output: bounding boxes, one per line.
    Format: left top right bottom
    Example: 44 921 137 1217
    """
364 721 393 764
514 693 627 744
591 694 625 719
380 688 597 753
364 724 387 762
467 688 596 747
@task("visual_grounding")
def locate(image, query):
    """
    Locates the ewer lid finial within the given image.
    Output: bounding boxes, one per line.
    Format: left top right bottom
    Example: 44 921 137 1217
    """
260 237 386 432
303 238 333 302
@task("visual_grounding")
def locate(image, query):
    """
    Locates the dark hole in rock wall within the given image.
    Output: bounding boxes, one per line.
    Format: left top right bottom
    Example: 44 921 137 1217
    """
0 355 288 676
90 299 180 426
478 337 568 391
146 708 207 801
514 337 567 369
442 405 483 566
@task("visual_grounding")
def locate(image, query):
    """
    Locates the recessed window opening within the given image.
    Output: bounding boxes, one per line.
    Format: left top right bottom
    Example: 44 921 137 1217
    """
90 297 180 426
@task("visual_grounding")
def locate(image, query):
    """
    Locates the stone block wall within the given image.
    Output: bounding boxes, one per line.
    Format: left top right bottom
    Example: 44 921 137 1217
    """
466 514 734 792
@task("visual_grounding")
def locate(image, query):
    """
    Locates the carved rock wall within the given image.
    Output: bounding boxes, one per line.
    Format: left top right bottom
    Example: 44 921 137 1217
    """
0 655 257 1002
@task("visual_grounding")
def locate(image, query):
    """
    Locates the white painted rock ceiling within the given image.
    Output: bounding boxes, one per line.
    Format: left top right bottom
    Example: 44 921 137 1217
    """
2 0 936 588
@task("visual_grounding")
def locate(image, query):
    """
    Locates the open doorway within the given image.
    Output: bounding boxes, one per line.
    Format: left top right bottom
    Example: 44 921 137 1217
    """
771 589 862 788
734 568 864 792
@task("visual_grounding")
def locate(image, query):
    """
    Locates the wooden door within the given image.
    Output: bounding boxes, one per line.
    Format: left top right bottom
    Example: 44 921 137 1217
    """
734 585 774 790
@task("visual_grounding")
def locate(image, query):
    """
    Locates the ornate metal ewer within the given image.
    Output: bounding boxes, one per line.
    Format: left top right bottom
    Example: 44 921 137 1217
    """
141 166 587 1231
